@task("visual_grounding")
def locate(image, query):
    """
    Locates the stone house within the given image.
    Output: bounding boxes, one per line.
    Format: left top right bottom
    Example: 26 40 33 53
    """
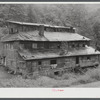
1 20 100 76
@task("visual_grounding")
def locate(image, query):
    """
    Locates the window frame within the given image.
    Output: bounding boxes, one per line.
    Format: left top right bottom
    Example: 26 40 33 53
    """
87 56 91 60
32 43 37 49
50 59 57 65
82 44 85 47
38 61 42 65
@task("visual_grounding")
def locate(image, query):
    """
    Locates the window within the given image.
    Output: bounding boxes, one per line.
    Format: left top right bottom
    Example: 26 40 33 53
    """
38 61 42 65
9 43 13 50
50 60 57 64
10 28 18 33
87 56 90 60
38 43 44 49
10 28 13 33
44 43 49 49
77 44 79 47
57 44 61 49
15 28 18 33
5 43 9 49
32 43 37 49
83 44 85 47
54 71 59 75
72 44 75 48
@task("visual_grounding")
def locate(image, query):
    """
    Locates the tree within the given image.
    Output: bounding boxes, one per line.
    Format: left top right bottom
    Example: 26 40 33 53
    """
93 22 100 50
7 4 26 21
26 5 38 23
0 4 27 22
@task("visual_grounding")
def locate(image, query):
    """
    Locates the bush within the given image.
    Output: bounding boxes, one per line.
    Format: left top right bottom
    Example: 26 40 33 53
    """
86 68 100 81
72 67 100 86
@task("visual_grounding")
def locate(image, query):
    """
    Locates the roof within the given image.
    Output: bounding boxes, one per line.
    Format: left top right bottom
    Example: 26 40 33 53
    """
18 46 100 60
1 31 48 42
1 31 90 42
6 20 72 29
44 32 90 41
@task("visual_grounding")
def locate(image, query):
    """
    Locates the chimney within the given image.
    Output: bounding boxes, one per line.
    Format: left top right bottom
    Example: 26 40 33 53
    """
39 25 44 36
70 27 76 33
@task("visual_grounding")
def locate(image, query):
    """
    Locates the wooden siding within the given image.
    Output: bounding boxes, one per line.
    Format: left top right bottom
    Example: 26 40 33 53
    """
80 55 99 67
24 55 100 75
19 41 90 53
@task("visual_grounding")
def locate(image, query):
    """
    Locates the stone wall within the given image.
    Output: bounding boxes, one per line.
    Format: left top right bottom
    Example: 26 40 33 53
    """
2 41 26 73
80 55 99 67
2 42 16 70
25 55 100 75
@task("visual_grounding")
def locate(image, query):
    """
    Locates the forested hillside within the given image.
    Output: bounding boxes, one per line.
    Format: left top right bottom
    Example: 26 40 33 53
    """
0 4 100 48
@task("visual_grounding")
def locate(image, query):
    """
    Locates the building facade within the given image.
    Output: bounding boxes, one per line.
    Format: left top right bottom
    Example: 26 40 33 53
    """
1 20 100 76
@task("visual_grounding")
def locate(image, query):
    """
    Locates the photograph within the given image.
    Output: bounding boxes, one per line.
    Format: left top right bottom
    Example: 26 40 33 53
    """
0 3 100 88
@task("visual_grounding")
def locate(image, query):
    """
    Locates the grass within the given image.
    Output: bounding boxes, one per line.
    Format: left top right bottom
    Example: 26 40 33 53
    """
70 67 100 86
0 66 100 87
52 66 100 87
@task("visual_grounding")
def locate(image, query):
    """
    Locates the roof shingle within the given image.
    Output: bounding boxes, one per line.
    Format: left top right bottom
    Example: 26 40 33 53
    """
1 31 90 42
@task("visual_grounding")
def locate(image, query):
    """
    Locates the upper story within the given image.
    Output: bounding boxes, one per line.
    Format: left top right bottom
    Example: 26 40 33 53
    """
1 20 91 53
6 20 76 34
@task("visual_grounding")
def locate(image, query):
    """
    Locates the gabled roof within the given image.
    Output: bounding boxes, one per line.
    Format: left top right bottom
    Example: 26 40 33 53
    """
18 46 100 60
44 32 90 41
1 31 48 42
1 31 90 42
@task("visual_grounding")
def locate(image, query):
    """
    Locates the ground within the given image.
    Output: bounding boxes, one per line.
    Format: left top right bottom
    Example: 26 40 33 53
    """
74 81 100 87
0 66 15 79
0 65 100 87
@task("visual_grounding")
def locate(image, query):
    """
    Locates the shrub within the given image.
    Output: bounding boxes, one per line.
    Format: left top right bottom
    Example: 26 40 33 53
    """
72 67 100 86
86 68 100 81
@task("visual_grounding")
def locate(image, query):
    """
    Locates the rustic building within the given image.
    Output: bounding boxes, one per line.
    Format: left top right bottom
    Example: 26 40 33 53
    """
1 20 100 76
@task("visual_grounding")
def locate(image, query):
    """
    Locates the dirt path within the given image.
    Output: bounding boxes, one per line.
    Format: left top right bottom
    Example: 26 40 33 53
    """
0 66 15 79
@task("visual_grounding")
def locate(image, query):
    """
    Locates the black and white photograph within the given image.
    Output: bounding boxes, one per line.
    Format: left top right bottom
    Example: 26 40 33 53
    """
0 3 100 88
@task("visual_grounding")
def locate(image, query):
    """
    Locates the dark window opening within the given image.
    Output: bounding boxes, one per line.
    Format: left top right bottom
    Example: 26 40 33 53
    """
44 43 49 49
87 57 90 60
54 71 59 75
77 44 79 47
10 28 13 33
32 43 37 49
57 45 60 49
50 60 57 64
72 44 75 48
76 57 79 64
38 61 42 65
83 44 85 47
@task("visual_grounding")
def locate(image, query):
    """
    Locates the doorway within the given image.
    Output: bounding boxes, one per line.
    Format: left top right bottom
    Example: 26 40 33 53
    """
54 71 59 75
76 56 79 64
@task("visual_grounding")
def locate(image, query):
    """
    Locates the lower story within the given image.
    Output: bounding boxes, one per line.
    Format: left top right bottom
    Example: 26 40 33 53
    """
1 54 100 76
17 54 100 76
